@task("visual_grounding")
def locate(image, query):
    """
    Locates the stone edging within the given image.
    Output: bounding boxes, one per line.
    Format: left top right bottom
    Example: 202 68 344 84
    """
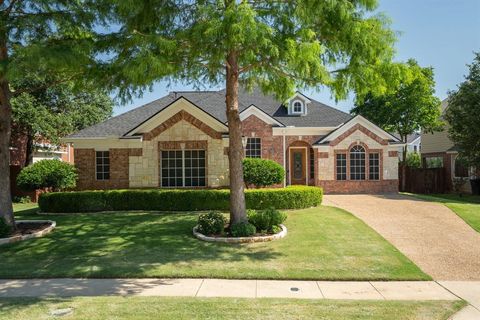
0 220 56 246
193 224 287 243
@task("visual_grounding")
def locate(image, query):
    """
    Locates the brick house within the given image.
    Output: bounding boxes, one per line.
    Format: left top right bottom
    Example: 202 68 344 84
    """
64 88 403 193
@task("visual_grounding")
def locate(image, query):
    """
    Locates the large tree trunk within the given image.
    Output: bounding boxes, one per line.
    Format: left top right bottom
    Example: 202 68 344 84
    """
0 79 15 228
0 31 15 228
225 51 247 224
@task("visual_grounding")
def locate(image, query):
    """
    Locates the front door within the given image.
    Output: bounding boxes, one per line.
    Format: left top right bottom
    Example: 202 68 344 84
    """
290 148 307 185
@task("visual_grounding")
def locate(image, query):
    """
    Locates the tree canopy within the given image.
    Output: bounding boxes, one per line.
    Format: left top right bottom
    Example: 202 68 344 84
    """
351 59 442 159
445 52 480 169
11 74 113 165
0 0 102 227
94 0 400 223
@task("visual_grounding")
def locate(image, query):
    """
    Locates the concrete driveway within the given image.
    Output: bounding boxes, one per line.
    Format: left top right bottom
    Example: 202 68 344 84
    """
323 194 480 280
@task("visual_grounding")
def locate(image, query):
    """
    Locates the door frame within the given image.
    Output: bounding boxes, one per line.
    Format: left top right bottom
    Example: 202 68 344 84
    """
289 146 308 185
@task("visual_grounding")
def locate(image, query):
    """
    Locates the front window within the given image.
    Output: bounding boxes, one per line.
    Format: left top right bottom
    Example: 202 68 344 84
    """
245 137 261 158
96 151 110 180
310 148 315 179
161 150 206 187
350 145 366 180
369 153 380 180
336 153 347 180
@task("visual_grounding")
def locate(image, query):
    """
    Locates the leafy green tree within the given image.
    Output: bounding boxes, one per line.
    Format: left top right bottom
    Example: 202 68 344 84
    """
445 53 480 170
11 74 113 166
352 59 442 163
0 1 100 227
95 0 399 224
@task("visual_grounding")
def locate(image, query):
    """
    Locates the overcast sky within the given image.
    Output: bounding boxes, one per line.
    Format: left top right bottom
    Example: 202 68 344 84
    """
113 0 480 116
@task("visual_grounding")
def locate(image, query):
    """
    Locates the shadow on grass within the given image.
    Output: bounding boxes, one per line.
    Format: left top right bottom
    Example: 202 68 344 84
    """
1 211 280 278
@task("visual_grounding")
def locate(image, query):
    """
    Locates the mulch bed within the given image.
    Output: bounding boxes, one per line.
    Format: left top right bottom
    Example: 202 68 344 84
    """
8 222 51 237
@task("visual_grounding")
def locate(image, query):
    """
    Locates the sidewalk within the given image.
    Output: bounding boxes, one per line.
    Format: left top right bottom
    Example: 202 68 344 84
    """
1 279 479 318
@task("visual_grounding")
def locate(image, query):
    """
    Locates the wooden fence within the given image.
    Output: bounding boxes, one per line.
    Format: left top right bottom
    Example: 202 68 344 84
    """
399 166 448 194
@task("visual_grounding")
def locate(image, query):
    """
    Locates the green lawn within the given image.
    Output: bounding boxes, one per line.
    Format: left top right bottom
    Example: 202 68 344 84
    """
407 193 480 233
4 203 429 280
0 297 465 320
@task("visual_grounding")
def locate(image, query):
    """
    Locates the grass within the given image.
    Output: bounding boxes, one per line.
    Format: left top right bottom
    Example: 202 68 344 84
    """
3 203 429 280
407 193 480 233
0 297 466 320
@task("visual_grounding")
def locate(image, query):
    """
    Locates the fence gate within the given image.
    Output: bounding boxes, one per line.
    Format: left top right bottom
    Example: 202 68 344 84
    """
399 166 447 194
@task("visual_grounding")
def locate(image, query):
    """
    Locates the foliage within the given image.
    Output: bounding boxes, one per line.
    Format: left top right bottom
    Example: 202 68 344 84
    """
38 186 323 213
230 222 256 237
12 196 31 204
247 208 287 233
95 1 398 102
11 73 113 157
197 212 226 236
352 60 442 159
16 160 77 192
0 218 12 238
243 158 285 188
445 52 480 169
405 152 421 168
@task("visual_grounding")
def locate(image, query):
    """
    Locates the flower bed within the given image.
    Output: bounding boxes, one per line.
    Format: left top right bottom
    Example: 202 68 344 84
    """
0 220 56 246
193 224 287 243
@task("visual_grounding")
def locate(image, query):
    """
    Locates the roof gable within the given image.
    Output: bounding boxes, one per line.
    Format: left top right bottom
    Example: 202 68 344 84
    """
238 105 284 126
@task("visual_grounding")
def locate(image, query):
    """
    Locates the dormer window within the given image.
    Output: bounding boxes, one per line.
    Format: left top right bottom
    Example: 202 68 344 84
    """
292 100 304 114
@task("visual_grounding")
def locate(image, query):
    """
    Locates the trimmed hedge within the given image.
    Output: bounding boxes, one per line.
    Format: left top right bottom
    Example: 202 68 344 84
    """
38 186 323 213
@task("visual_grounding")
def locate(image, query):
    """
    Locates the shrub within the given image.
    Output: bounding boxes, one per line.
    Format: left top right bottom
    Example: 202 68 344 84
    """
0 218 12 238
39 186 323 213
197 212 226 235
13 196 31 204
16 160 77 192
243 158 285 187
247 208 287 233
405 152 421 168
230 222 256 237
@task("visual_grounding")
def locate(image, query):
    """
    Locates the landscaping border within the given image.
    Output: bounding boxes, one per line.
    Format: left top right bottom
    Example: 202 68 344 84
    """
192 224 287 243
0 220 56 246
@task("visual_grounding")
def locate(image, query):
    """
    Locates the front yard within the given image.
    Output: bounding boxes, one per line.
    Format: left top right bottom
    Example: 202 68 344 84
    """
2 204 429 280
0 297 465 320
409 194 480 233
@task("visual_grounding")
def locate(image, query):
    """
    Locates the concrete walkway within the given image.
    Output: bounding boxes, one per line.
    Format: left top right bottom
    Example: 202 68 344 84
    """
323 194 480 281
0 278 461 300
1 279 479 318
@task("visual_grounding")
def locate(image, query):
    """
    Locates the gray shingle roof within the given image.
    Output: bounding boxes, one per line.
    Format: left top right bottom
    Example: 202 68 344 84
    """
68 88 352 138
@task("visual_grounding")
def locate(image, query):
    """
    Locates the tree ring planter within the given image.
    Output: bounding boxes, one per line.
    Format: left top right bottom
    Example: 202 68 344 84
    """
0 220 56 246
193 224 287 243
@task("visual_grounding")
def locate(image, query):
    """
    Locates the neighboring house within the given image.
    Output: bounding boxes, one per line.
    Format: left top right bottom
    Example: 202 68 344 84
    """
394 133 421 160
421 99 470 192
64 88 404 194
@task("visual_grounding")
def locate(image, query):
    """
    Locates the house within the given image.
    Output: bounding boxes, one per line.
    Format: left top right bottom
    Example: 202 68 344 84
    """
64 88 404 194
394 133 421 160
421 99 470 192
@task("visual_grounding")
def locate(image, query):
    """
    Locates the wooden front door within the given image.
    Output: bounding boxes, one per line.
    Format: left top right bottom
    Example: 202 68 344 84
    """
290 148 307 185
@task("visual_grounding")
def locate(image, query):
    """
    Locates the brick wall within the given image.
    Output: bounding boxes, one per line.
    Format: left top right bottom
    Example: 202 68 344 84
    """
75 148 130 190
318 180 398 193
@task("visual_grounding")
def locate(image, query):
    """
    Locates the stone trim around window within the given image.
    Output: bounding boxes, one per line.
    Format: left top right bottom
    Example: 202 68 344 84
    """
144 110 222 141
333 145 383 181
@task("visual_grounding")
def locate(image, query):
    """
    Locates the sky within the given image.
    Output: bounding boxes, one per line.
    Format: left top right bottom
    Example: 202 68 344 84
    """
113 0 480 116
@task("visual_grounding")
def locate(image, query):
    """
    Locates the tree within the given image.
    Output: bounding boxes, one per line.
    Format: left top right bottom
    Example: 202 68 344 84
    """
352 59 442 164
11 74 113 166
95 0 399 224
445 52 480 170
0 1 100 228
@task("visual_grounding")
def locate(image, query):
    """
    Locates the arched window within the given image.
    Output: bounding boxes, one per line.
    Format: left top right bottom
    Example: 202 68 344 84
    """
350 145 365 180
292 100 303 113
